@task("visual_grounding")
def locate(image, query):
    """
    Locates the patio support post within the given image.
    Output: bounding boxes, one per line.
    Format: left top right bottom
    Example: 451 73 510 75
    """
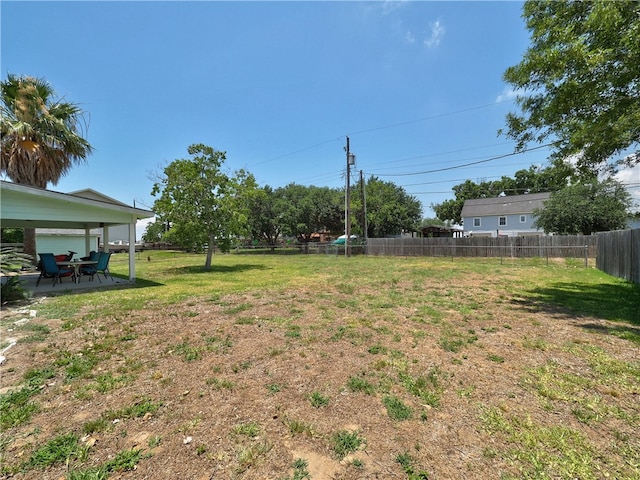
84 227 92 257
128 220 136 282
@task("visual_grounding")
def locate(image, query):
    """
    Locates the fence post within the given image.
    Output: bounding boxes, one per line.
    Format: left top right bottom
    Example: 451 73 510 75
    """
584 244 588 268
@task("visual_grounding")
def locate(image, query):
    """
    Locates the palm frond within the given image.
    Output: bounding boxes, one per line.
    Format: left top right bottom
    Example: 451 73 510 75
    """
0 247 35 274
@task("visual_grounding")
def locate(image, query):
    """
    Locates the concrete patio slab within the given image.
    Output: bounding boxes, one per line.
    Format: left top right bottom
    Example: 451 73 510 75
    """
9 271 131 297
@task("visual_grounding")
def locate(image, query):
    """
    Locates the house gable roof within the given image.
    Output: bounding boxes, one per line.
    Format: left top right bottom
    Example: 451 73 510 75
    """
68 188 130 207
461 192 551 218
0 181 154 229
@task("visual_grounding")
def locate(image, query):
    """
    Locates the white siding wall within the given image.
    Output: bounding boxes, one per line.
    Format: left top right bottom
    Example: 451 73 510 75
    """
36 235 100 257
463 214 543 237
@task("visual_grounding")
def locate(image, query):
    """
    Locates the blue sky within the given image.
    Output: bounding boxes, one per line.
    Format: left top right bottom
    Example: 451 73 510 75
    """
2 1 638 234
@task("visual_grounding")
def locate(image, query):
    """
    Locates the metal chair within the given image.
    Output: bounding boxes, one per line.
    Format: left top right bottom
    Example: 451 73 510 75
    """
87 251 113 283
36 253 75 287
79 251 101 281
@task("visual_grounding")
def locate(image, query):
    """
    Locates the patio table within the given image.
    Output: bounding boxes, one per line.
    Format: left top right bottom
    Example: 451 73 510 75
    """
56 260 98 283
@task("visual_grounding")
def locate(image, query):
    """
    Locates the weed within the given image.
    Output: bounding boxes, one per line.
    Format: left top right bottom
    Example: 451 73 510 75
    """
223 303 253 315
170 341 202 361
55 349 99 380
399 367 443 408
148 435 162 448
103 448 143 471
368 344 388 355
396 451 429 479
330 430 365 459
23 433 88 470
103 398 161 422
283 417 315 437
346 375 376 395
383 395 413 421
236 317 257 325
481 326 499 333
236 440 272 473
488 354 505 363
309 391 329 408
92 372 136 393
266 383 283 394
0 366 55 429
280 458 311 480
16 323 51 343
82 418 108 435
206 377 234 390
232 360 252 373
285 325 302 338
66 468 109 480
204 335 233 353
233 421 261 438
438 327 478 353
522 337 548 350
457 385 476 398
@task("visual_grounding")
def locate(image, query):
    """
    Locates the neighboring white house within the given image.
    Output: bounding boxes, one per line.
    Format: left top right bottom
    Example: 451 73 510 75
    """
461 192 551 237
35 228 101 256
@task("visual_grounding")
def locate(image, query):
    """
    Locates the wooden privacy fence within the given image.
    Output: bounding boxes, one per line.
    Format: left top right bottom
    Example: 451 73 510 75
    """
596 229 639 284
366 236 597 263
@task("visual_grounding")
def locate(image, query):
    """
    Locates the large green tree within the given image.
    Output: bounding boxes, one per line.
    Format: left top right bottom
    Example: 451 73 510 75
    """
355 177 422 238
151 144 257 270
1 74 93 260
141 220 167 244
246 185 284 245
502 1 640 171
278 184 343 243
533 179 632 235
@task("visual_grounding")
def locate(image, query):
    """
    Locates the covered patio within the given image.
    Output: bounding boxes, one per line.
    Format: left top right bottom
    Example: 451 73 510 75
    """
16 270 129 296
1 181 154 292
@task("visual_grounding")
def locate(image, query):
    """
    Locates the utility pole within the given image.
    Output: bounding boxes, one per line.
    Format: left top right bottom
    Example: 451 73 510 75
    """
345 137 355 257
360 169 367 244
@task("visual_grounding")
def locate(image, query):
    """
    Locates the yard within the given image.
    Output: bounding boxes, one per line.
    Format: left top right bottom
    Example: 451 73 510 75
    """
1 252 639 479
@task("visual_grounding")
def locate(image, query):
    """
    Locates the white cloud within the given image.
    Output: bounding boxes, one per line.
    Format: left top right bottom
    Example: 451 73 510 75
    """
424 20 445 48
380 0 409 16
496 86 519 103
405 30 415 44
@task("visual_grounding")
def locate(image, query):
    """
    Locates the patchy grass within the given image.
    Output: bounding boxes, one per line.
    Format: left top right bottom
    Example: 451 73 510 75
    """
1 253 638 479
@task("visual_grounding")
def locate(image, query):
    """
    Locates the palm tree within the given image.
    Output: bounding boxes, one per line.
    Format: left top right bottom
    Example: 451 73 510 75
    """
1 74 93 261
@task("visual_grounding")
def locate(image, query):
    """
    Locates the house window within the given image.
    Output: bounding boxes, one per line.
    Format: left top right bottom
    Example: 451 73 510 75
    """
520 215 526 223
499 216 507 226
473 218 481 227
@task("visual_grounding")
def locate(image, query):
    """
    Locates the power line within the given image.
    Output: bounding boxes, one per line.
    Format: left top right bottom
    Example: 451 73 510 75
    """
369 144 555 177
361 141 521 172
247 99 517 168
346 99 515 137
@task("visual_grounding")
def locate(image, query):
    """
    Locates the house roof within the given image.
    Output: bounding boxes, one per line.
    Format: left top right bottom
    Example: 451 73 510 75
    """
68 188 131 207
461 192 551 218
0 181 154 229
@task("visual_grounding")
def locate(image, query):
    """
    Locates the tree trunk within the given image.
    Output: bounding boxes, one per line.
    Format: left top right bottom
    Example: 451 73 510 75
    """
204 234 215 271
23 227 38 266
